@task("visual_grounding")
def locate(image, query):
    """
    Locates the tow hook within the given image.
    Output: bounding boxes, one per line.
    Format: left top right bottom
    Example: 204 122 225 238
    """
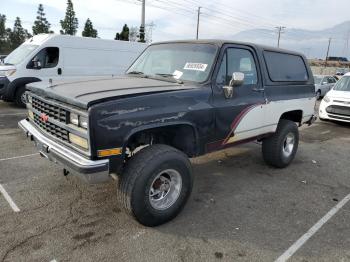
63 169 70 176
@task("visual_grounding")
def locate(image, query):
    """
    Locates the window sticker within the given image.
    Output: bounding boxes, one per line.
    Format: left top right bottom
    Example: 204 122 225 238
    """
173 70 183 79
183 63 208 72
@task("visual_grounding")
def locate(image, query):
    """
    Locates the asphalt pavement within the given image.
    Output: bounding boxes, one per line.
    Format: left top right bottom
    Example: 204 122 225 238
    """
0 101 350 262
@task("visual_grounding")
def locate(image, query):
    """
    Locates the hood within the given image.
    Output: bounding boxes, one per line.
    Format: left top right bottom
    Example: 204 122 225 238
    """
0 65 16 71
27 76 198 109
327 89 350 100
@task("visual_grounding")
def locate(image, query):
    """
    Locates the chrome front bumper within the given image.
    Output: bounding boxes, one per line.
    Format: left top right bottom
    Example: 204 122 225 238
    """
19 119 110 183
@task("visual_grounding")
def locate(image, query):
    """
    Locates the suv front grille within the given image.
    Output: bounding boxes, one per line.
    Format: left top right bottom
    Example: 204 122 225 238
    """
33 114 69 142
32 97 67 123
326 105 350 117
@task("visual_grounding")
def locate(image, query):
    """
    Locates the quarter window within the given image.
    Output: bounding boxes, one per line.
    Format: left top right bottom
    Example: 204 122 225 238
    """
264 51 308 82
216 48 258 85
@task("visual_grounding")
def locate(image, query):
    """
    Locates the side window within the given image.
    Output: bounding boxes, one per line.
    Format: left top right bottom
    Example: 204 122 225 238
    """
28 47 59 69
264 51 308 82
216 48 258 85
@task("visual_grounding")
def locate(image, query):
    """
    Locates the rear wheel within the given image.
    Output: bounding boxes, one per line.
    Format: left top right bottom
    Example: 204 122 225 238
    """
116 144 193 226
15 86 26 108
262 119 299 168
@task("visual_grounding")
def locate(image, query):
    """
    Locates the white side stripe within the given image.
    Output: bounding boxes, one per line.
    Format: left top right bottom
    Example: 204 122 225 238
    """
275 193 350 262
0 184 20 212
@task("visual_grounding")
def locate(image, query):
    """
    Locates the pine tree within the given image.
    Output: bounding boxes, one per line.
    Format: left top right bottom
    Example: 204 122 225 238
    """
9 17 31 50
32 4 53 35
0 14 8 53
82 18 97 38
115 24 129 41
60 0 78 35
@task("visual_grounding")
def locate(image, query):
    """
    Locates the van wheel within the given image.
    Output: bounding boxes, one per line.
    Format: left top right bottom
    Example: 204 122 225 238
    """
262 119 299 168
116 144 193 227
15 86 26 108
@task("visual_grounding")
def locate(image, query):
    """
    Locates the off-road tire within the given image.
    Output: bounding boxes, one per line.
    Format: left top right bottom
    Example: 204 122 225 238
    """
116 144 193 227
15 86 26 108
262 119 299 168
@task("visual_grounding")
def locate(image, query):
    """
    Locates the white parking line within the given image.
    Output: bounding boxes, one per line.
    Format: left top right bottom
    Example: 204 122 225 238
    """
50 260 57 262
275 193 350 262
0 153 39 162
0 184 20 212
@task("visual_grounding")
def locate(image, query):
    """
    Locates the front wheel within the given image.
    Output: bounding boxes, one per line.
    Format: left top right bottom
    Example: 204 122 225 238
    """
116 144 193 226
15 86 26 108
262 119 299 168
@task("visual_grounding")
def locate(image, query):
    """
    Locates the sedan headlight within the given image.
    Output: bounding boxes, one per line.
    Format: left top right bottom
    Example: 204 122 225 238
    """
323 96 331 103
0 69 16 77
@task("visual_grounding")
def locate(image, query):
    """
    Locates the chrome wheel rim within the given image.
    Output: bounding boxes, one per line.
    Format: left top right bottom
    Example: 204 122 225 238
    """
149 169 182 210
282 132 295 158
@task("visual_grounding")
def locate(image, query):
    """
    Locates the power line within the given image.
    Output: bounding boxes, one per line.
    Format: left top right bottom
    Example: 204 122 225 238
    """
276 26 286 47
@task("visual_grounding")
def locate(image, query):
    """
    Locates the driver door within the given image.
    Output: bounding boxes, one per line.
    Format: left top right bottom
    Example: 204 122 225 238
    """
208 45 265 151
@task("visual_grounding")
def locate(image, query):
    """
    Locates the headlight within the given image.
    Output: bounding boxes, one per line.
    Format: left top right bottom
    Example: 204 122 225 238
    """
70 113 79 126
0 69 16 77
80 116 88 129
323 96 330 103
69 133 89 149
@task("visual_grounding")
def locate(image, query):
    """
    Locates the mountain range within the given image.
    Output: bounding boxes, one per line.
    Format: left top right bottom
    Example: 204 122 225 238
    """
232 21 350 59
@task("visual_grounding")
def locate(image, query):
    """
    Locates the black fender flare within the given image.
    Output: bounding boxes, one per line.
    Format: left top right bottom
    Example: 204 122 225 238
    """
121 121 200 158
4 77 41 101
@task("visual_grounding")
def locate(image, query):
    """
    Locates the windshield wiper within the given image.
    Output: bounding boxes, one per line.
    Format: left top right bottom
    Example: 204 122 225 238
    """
127 71 145 75
154 73 183 84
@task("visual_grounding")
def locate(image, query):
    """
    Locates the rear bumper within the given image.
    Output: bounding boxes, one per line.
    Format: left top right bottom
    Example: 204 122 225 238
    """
19 119 111 183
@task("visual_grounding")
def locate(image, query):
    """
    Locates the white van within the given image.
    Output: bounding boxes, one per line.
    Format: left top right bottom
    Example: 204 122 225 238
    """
0 34 147 107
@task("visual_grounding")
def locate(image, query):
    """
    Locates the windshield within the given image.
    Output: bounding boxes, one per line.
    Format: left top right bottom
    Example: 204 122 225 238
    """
314 76 323 85
127 43 218 82
4 44 38 65
333 76 350 91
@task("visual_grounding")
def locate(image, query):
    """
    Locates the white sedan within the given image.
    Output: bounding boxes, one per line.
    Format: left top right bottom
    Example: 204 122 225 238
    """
319 73 350 123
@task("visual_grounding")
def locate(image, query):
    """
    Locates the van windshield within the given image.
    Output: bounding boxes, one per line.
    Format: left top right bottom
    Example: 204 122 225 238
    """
127 43 218 83
333 76 350 92
4 44 38 65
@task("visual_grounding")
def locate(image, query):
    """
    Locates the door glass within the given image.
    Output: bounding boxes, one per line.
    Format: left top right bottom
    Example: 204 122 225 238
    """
28 47 59 69
216 48 258 86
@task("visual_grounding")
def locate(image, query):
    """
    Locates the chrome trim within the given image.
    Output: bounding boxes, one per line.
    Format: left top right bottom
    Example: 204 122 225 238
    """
19 119 109 181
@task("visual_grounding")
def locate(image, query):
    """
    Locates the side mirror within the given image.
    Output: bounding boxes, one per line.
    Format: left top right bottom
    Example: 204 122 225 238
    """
223 72 245 99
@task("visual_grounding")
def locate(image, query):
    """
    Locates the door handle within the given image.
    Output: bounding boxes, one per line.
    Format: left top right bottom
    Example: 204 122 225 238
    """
57 68 62 75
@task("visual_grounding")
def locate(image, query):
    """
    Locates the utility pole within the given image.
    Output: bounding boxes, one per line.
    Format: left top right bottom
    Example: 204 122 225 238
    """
276 26 286 48
325 37 332 68
196 7 201 40
139 0 146 42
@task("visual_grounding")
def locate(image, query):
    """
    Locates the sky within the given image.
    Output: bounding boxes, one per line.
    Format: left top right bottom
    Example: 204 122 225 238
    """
1 0 350 44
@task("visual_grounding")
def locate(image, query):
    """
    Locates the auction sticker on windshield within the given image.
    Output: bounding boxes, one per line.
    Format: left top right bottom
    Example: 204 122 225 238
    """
183 63 208 72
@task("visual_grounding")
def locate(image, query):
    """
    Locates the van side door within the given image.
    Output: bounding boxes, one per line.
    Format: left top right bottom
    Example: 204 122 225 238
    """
207 44 265 151
26 47 62 81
